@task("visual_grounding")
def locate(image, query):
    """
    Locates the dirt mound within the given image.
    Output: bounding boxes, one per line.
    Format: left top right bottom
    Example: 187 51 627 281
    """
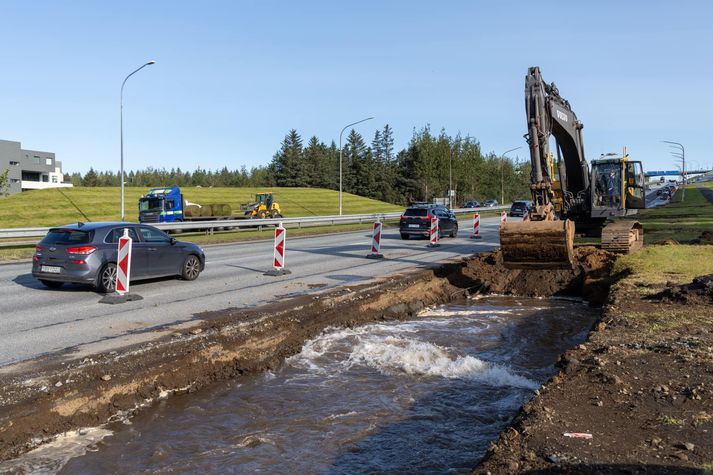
693 230 713 244
462 246 615 305
653 274 713 304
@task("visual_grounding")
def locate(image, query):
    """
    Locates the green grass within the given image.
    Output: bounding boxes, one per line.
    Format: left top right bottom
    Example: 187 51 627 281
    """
613 244 713 286
637 185 713 243
0 187 402 228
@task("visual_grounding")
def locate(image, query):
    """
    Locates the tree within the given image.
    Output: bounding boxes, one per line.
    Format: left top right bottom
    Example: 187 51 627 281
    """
270 129 304 187
82 168 98 187
0 168 9 196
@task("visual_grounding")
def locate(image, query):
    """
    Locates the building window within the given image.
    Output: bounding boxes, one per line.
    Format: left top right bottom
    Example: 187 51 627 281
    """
10 179 20 183
32 156 41 164
42 175 49 182
9 161 19 166
45 158 52 166
52 176 58 183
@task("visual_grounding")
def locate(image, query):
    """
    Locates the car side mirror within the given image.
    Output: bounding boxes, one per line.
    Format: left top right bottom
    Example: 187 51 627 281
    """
170 237 177 245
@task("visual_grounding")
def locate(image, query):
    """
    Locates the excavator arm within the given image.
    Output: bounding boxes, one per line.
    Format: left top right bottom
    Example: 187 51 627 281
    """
501 67 589 268
524 66 590 220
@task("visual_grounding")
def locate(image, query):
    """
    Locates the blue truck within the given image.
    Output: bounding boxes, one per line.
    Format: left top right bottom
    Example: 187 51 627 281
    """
138 186 233 224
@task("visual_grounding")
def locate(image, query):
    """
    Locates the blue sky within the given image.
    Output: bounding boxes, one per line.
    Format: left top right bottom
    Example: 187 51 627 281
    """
1 1 711 174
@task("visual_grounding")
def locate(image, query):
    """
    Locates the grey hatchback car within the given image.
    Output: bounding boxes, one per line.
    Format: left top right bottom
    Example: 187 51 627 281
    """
32 222 206 293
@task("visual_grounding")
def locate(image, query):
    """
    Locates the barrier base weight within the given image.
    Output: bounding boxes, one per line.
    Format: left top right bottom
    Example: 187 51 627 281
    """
264 268 292 276
427 243 440 248
365 253 384 259
470 235 482 239
99 292 144 305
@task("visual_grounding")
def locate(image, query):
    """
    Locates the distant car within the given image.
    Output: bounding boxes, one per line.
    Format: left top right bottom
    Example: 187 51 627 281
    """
399 205 458 240
463 201 481 208
484 199 498 207
509 200 532 217
32 222 206 293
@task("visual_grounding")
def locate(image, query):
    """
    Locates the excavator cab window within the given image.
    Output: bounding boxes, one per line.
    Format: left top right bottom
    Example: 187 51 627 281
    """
592 162 622 209
625 161 646 209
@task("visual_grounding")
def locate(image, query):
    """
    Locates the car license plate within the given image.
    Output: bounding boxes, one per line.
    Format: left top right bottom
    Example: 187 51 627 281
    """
41 265 61 274
408 224 420 228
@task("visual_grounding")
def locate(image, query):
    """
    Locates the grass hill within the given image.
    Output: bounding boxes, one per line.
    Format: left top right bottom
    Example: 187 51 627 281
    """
0 187 402 228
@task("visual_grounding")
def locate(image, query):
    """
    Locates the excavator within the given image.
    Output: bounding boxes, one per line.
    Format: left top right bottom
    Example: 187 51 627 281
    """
500 67 646 269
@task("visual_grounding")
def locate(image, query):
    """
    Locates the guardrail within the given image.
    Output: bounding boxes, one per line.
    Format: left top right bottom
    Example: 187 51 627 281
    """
0 205 510 240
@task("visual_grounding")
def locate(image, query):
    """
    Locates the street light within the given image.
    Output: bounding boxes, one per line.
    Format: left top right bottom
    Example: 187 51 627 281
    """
662 140 685 201
120 60 156 221
339 116 374 215
499 146 522 205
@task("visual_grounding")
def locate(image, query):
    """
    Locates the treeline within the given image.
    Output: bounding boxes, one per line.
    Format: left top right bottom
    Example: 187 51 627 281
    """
66 125 532 206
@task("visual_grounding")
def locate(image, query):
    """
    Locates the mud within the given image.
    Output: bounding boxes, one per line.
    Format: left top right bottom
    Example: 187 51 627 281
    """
474 273 713 474
0 247 614 463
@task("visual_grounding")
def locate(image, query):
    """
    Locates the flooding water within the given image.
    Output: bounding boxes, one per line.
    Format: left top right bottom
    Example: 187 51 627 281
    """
3 297 599 474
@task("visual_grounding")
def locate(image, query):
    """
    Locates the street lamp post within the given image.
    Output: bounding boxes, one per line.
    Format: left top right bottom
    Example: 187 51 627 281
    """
499 146 522 205
339 116 374 215
120 60 156 221
662 140 685 201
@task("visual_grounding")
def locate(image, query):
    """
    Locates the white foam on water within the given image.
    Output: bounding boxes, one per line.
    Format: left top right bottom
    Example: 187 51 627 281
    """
0 427 113 475
347 335 539 389
419 307 515 318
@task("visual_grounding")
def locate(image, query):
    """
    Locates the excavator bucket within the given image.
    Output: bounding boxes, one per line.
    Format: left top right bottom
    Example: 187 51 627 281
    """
499 220 575 269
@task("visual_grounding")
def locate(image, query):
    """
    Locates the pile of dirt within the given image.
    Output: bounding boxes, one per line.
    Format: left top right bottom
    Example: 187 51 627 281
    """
462 246 615 306
653 274 713 305
693 230 713 244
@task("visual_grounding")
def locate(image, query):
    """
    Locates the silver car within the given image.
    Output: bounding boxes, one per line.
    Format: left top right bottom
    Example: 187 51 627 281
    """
32 222 206 293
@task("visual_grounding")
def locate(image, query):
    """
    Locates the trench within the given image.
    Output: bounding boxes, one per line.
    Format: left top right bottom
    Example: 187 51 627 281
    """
4 296 601 474
0 247 615 472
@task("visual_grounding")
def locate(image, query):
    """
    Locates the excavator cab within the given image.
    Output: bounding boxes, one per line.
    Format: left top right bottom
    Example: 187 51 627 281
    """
591 155 646 216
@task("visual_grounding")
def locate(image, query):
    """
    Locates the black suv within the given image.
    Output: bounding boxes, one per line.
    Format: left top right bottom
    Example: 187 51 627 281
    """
399 205 458 240
509 200 532 217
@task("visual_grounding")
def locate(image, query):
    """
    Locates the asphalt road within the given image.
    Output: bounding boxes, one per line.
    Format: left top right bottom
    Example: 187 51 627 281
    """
0 217 503 367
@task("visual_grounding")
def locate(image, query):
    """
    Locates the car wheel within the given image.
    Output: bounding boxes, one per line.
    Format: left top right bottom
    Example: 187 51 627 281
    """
181 255 201 281
450 224 458 238
97 263 117 294
400 233 409 240
39 279 64 289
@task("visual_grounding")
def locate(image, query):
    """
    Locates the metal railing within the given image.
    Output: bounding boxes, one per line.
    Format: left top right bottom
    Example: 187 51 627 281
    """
0 205 510 240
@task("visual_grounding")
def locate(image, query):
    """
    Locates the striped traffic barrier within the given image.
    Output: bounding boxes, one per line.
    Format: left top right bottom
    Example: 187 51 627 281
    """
523 209 530 221
366 219 384 259
264 222 291 276
428 217 440 247
500 212 507 223
100 228 143 304
471 213 482 239
116 229 132 295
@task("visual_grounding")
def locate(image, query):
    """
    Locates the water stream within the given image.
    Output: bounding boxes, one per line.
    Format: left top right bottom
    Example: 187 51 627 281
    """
3 296 599 474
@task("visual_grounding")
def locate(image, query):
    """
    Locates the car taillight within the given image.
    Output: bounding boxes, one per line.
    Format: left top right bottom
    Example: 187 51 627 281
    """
400 215 405 220
66 246 96 255
71 259 87 265
35 245 44 252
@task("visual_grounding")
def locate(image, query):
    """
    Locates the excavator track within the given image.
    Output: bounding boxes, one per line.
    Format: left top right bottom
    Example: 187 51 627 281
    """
500 220 575 269
601 220 643 253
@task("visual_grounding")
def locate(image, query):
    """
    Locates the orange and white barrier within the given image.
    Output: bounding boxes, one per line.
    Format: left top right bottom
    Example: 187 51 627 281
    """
428 216 439 247
366 220 384 259
116 228 132 295
265 222 291 275
500 212 507 223
523 209 530 221
471 213 482 239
